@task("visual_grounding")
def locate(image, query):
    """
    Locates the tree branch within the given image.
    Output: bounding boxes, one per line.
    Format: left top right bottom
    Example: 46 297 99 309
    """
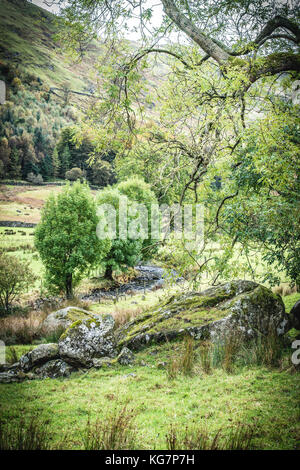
161 0 230 64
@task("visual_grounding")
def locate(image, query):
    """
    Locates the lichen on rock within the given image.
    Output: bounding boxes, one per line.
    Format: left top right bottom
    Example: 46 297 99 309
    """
42 306 102 332
115 280 289 351
58 314 116 367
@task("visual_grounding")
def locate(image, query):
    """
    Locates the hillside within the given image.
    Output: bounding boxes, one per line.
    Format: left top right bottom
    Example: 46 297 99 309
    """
0 0 165 183
0 0 101 91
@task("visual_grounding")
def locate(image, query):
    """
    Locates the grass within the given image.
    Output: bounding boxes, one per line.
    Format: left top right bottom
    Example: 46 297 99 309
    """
0 339 299 449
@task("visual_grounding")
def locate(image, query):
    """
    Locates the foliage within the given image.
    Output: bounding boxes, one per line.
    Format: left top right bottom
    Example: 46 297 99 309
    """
117 177 159 258
0 254 36 314
96 186 143 279
65 167 85 181
35 181 111 297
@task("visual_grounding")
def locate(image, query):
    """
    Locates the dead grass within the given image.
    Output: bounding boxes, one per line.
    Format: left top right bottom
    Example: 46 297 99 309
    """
112 306 145 328
0 310 47 345
272 283 298 296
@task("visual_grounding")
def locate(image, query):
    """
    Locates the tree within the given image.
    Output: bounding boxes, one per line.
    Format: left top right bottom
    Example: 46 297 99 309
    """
96 187 143 279
59 144 71 178
65 167 85 181
0 254 36 314
91 160 116 187
35 181 111 298
52 146 60 178
56 1 300 284
117 177 159 258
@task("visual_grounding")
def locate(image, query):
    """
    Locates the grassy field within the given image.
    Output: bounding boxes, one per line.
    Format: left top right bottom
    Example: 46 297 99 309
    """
1 334 299 450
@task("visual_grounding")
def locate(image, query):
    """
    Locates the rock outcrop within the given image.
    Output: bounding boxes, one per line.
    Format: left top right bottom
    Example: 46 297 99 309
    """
115 280 289 351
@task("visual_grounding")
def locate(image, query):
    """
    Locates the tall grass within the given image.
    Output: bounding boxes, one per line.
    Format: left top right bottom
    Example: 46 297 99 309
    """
82 405 138 450
0 416 51 450
166 423 254 450
197 329 286 373
0 311 46 345
167 335 195 379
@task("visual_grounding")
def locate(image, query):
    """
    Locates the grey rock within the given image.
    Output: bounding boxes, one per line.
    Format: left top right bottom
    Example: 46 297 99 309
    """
117 347 135 365
91 357 114 368
116 280 289 351
0 370 38 384
19 343 59 372
58 314 116 367
42 306 99 333
34 360 74 379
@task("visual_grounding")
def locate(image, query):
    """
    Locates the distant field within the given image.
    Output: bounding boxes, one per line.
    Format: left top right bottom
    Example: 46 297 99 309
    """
0 183 64 223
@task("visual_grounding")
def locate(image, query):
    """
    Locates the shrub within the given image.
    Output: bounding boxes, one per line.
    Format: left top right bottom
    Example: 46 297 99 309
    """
65 167 85 181
0 254 36 314
26 172 43 184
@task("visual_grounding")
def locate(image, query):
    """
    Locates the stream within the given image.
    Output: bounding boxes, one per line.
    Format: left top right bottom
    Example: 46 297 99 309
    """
80 265 183 302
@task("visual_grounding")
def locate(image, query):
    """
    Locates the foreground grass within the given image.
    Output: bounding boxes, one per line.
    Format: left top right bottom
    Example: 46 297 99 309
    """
0 340 299 450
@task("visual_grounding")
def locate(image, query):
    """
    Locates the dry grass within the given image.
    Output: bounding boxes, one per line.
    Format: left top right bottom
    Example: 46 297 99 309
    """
272 283 298 296
166 422 254 450
112 306 145 328
0 310 47 345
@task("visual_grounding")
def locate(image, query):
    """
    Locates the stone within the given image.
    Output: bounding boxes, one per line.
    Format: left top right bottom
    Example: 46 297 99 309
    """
34 360 74 379
157 361 167 369
42 306 100 333
290 300 300 330
115 280 289 351
91 357 114 368
58 314 116 367
117 347 135 365
19 343 59 372
0 370 38 384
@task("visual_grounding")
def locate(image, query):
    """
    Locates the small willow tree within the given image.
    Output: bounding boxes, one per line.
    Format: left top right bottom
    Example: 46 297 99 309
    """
35 181 111 298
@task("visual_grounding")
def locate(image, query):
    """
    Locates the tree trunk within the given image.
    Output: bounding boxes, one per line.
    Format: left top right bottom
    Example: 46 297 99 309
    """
66 273 73 299
104 265 113 281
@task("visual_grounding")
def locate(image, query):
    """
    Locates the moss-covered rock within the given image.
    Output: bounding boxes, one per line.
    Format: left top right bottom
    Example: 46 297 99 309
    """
42 306 99 332
58 314 116 367
115 280 289 351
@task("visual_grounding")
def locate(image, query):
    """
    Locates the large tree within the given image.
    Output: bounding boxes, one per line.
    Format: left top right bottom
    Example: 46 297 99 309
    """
50 0 300 285
35 181 111 297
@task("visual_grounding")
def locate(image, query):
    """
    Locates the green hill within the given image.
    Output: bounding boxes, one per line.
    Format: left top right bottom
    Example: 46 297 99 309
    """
0 0 101 91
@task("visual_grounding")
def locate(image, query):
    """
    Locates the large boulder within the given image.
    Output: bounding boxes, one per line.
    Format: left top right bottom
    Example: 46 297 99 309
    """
58 314 116 367
290 300 300 330
42 306 99 332
19 343 59 372
115 280 289 351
